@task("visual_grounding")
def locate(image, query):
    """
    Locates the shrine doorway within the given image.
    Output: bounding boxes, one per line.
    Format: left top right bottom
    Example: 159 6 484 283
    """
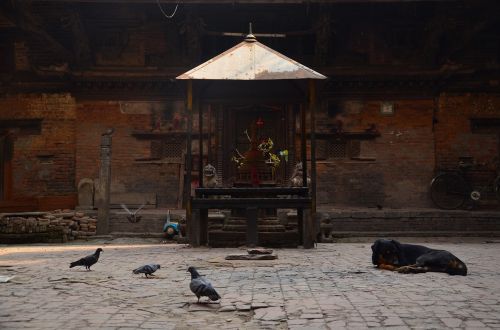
220 104 294 187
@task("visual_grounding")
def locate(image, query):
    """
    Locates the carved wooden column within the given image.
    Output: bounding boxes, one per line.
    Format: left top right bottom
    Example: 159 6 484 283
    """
96 128 114 235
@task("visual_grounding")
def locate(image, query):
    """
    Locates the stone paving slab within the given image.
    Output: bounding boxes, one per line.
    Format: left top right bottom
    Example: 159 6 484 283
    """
0 238 500 329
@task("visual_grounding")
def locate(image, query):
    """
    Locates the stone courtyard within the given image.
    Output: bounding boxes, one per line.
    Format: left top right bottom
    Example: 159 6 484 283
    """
1 238 500 329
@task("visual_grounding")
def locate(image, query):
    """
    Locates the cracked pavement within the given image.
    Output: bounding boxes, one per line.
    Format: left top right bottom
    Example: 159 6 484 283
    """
1 238 500 329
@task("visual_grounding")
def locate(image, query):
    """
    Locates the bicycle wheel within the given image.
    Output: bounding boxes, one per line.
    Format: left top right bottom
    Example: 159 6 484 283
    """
430 173 467 209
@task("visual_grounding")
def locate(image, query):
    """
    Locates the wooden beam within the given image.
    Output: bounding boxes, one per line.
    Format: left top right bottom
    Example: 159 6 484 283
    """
63 5 92 66
29 0 460 3
7 1 73 61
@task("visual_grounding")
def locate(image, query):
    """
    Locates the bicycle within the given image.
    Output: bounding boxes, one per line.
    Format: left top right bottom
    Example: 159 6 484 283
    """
430 157 500 210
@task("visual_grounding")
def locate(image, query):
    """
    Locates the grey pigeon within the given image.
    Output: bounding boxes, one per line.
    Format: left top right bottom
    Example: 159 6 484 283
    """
132 264 161 278
187 266 221 303
69 248 103 271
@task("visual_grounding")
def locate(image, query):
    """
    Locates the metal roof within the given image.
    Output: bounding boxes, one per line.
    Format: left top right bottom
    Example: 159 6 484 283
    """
176 34 327 80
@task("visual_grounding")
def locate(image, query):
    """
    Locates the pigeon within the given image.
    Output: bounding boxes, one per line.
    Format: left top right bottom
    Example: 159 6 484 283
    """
187 266 221 303
69 248 103 271
132 264 161 278
121 203 146 223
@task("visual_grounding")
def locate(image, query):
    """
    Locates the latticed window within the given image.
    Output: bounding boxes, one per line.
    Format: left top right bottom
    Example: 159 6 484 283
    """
327 139 347 159
151 137 185 159
321 139 361 159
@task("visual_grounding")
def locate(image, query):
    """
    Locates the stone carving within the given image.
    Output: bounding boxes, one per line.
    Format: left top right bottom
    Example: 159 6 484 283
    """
290 162 311 187
203 164 219 188
77 178 95 209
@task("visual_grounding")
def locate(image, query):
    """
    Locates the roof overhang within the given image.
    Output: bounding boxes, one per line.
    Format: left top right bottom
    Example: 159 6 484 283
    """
176 34 326 81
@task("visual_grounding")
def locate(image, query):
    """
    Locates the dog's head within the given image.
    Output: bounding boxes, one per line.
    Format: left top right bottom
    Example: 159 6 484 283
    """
371 239 403 266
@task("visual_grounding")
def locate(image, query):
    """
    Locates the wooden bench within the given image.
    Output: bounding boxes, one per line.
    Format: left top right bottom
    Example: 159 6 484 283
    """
190 187 315 248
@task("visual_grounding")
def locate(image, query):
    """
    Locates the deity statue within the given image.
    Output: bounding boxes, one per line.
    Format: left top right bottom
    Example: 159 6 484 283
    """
203 164 219 188
290 162 311 187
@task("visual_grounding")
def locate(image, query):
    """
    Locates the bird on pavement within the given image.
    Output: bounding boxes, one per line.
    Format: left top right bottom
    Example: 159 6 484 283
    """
69 248 103 271
187 266 221 303
132 264 161 278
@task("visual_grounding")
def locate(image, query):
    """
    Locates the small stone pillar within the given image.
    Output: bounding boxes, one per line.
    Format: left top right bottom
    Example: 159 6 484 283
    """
77 178 95 209
96 128 114 235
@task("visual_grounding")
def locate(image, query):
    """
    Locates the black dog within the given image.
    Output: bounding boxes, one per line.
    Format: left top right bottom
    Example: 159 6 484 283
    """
371 239 467 276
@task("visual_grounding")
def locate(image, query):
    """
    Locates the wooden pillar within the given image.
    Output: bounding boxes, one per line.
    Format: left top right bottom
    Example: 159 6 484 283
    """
207 104 212 164
286 105 293 181
303 80 316 249
297 208 303 245
216 105 224 183
194 98 206 246
300 104 307 187
306 79 317 249
191 208 208 247
198 100 203 188
309 81 317 213
186 80 194 243
300 99 313 249
199 209 208 246
303 208 313 249
96 128 114 235
246 206 258 247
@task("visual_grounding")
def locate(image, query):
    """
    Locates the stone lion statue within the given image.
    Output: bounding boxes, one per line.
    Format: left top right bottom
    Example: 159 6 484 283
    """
203 164 219 188
290 162 311 187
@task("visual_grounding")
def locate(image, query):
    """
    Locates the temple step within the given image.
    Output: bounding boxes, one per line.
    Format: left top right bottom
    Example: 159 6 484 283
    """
208 230 299 248
222 225 286 232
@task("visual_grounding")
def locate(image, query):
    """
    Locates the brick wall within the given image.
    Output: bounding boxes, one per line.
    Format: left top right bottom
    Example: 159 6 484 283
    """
2 92 497 212
318 209 500 240
76 101 182 207
0 93 77 208
315 99 435 208
435 93 500 169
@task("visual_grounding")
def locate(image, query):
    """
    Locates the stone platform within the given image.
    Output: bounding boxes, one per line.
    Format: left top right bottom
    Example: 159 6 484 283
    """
317 208 500 242
40 207 500 244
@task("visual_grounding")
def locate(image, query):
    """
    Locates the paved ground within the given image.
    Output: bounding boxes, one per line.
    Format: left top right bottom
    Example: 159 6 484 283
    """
1 238 500 329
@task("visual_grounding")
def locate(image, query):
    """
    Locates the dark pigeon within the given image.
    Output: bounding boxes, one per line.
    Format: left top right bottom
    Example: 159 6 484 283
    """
133 264 161 278
187 266 221 303
69 248 103 271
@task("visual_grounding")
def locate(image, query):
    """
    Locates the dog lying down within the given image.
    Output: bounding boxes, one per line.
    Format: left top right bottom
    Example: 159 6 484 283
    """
371 239 467 276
